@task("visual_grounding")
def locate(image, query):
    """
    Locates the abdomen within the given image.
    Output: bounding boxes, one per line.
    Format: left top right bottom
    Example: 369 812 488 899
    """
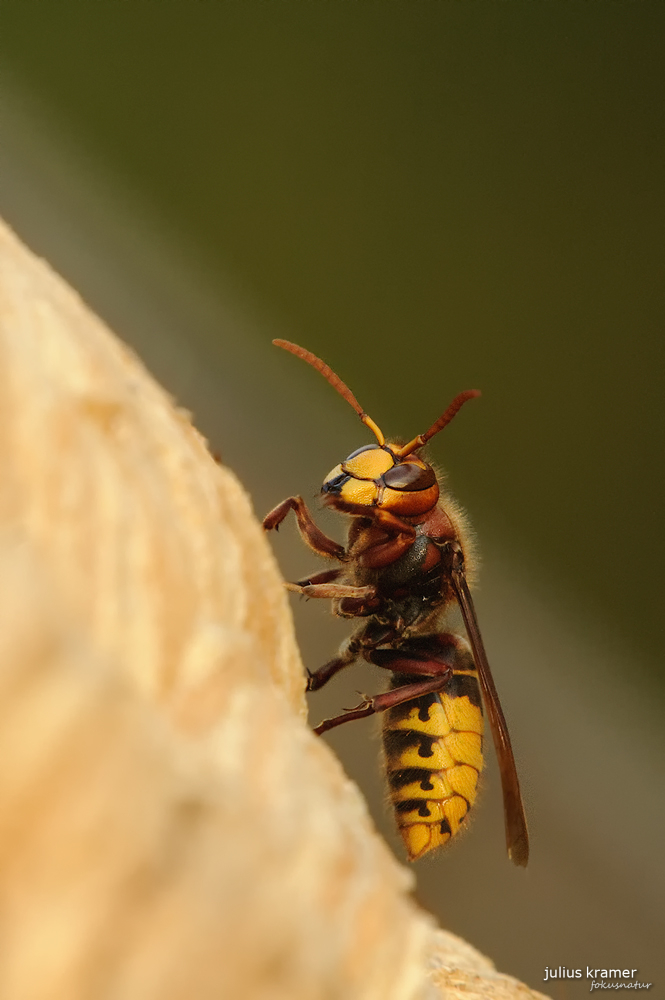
382 660 484 861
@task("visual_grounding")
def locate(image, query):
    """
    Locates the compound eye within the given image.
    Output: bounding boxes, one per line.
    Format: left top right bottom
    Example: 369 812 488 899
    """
382 462 437 491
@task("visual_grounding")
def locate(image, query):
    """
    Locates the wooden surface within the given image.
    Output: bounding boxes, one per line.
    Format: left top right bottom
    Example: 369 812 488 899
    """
0 217 549 1000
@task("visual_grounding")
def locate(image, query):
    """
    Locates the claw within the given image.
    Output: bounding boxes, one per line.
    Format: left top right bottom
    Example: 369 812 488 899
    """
343 694 373 712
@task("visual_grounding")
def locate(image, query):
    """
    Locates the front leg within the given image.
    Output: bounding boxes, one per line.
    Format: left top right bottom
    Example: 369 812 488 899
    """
263 495 346 561
336 502 416 568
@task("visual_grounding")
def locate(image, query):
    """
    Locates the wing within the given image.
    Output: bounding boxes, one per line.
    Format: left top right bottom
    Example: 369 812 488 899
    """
447 547 529 866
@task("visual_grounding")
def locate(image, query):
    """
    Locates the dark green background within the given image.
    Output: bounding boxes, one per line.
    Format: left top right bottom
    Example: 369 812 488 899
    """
3 1 663 673
2 3 663 994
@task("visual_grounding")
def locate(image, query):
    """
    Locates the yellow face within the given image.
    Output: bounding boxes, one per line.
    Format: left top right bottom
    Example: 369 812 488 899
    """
321 444 439 515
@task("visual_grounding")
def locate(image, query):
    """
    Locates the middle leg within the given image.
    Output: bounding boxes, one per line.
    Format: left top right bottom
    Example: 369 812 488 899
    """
306 619 405 692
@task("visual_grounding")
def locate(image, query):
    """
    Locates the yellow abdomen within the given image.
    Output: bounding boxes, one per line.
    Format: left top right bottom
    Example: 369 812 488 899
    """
383 667 484 861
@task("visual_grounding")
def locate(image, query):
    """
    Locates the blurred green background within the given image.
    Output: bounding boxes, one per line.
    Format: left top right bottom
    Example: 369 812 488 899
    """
1 3 663 996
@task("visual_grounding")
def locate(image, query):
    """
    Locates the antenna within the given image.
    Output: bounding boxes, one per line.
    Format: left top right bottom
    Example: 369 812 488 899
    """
273 340 479 458
394 390 481 459
273 340 386 445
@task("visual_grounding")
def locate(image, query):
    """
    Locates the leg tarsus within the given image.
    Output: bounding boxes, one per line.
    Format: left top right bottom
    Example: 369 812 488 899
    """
306 634 364 691
306 654 354 692
314 702 374 735
286 582 376 600
263 496 346 561
292 568 342 587
305 619 400 693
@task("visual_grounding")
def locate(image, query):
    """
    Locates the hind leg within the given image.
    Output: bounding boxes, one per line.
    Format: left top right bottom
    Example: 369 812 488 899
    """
312 670 454 735
311 633 468 733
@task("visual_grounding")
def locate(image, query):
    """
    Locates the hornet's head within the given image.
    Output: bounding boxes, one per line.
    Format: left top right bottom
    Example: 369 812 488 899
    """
273 339 480 518
322 442 439 516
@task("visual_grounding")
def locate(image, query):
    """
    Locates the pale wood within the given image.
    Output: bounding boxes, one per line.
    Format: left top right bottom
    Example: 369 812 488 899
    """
0 218 549 1000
